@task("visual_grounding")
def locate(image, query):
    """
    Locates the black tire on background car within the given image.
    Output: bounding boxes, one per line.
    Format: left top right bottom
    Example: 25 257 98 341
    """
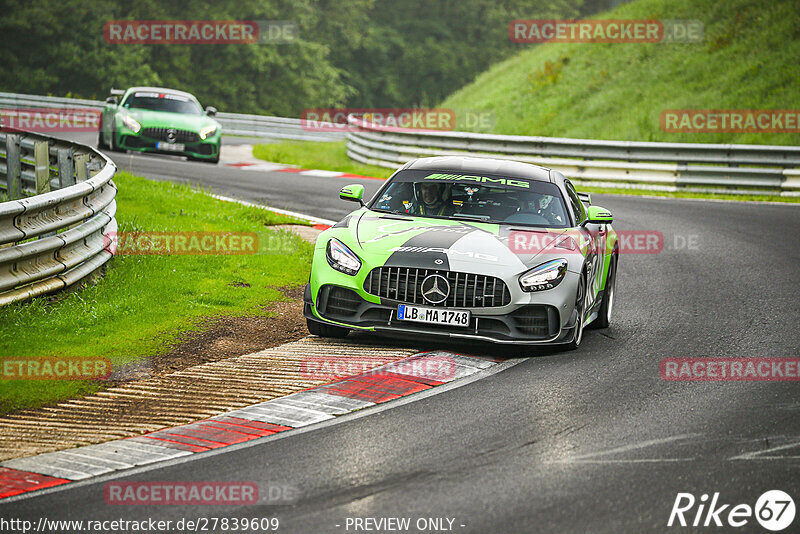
108 125 123 152
306 318 350 339
565 271 588 350
591 252 618 329
97 121 108 150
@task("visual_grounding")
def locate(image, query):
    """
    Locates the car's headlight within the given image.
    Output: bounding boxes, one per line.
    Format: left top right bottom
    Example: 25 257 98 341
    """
519 259 568 292
326 238 361 276
199 125 218 140
120 114 141 133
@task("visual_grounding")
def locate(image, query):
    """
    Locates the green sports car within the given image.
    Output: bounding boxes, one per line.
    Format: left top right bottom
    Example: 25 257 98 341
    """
304 156 619 349
98 86 221 163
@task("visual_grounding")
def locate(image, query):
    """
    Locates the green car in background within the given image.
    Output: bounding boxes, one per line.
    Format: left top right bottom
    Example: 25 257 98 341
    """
99 86 221 163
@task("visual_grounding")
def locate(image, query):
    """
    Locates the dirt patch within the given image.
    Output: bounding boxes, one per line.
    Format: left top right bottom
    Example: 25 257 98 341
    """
274 224 326 243
124 286 308 379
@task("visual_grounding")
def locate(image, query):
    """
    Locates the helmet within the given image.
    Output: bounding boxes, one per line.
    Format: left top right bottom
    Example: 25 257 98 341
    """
416 182 446 207
537 194 553 210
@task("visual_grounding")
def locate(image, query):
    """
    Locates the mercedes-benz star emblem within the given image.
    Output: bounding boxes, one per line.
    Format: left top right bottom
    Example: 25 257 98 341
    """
421 274 450 304
166 129 177 143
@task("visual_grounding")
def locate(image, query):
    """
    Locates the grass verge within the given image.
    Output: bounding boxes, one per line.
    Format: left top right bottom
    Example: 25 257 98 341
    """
0 172 314 415
442 0 800 145
253 141 393 179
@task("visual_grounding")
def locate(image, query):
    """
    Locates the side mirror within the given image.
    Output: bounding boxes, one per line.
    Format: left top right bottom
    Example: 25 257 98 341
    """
105 96 117 105
340 184 365 205
205 106 217 117
585 205 613 225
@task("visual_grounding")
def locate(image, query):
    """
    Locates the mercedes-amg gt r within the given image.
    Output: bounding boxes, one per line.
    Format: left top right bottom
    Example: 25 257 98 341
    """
304 156 618 349
99 86 221 163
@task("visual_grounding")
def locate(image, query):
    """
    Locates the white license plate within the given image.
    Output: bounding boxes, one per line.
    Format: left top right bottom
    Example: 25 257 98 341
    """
397 304 470 327
156 142 185 152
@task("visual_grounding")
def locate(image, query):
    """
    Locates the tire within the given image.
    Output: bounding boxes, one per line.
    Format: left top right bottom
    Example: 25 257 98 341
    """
591 253 618 329
97 122 108 150
565 271 588 351
108 125 123 153
306 318 349 339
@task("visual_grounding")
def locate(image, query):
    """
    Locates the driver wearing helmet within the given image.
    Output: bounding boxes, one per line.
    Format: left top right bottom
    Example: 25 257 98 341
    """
534 194 565 225
416 182 453 216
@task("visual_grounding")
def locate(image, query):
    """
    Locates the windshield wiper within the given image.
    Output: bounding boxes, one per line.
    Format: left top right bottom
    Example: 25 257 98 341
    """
451 213 491 221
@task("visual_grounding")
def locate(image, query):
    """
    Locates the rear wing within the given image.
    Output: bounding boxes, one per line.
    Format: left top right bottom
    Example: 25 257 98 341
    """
109 88 125 96
577 192 592 206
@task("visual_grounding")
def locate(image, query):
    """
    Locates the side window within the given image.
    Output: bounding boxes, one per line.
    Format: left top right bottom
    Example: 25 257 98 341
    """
565 182 585 224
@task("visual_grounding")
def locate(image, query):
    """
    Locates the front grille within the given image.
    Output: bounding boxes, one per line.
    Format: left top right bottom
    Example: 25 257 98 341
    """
364 267 511 308
141 127 199 143
121 136 154 149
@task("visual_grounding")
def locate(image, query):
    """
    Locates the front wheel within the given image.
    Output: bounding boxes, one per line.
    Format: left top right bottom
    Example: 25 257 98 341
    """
97 122 108 150
306 318 350 339
108 125 124 153
591 253 617 329
565 272 588 351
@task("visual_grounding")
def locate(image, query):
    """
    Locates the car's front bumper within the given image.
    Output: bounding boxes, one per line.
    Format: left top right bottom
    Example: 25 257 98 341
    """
117 131 220 159
304 272 582 346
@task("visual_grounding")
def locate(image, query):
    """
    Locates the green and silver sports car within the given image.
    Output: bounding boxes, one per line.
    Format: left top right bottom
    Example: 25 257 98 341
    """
98 86 221 163
304 156 619 349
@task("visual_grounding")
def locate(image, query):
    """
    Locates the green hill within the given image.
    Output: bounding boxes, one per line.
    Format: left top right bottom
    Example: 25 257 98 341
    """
441 0 800 145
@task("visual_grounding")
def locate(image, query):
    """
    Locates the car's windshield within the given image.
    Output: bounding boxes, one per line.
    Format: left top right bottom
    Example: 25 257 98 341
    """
368 170 571 228
123 91 202 114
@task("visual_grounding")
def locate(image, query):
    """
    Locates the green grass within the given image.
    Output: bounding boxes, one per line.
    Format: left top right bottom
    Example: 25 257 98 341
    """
253 141 392 179
0 172 314 414
441 0 800 146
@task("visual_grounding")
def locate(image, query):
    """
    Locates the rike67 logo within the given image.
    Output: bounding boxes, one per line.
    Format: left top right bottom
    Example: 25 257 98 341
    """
668 490 795 531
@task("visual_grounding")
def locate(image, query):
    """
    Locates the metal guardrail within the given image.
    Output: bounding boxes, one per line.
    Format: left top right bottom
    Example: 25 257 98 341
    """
215 111 343 142
4 92 797 194
0 91 344 143
0 131 117 306
345 116 800 195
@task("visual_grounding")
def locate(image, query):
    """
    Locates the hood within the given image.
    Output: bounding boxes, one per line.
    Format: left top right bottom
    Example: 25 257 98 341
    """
124 108 219 131
338 211 585 277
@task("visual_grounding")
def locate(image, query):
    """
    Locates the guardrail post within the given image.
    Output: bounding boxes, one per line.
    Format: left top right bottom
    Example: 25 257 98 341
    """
5 134 22 199
57 147 74 188
75 154 89 182
34 140 50 195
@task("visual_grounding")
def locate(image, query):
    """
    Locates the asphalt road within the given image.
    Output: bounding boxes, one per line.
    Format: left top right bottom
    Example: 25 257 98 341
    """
65 132 386 222
4 136 800 533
